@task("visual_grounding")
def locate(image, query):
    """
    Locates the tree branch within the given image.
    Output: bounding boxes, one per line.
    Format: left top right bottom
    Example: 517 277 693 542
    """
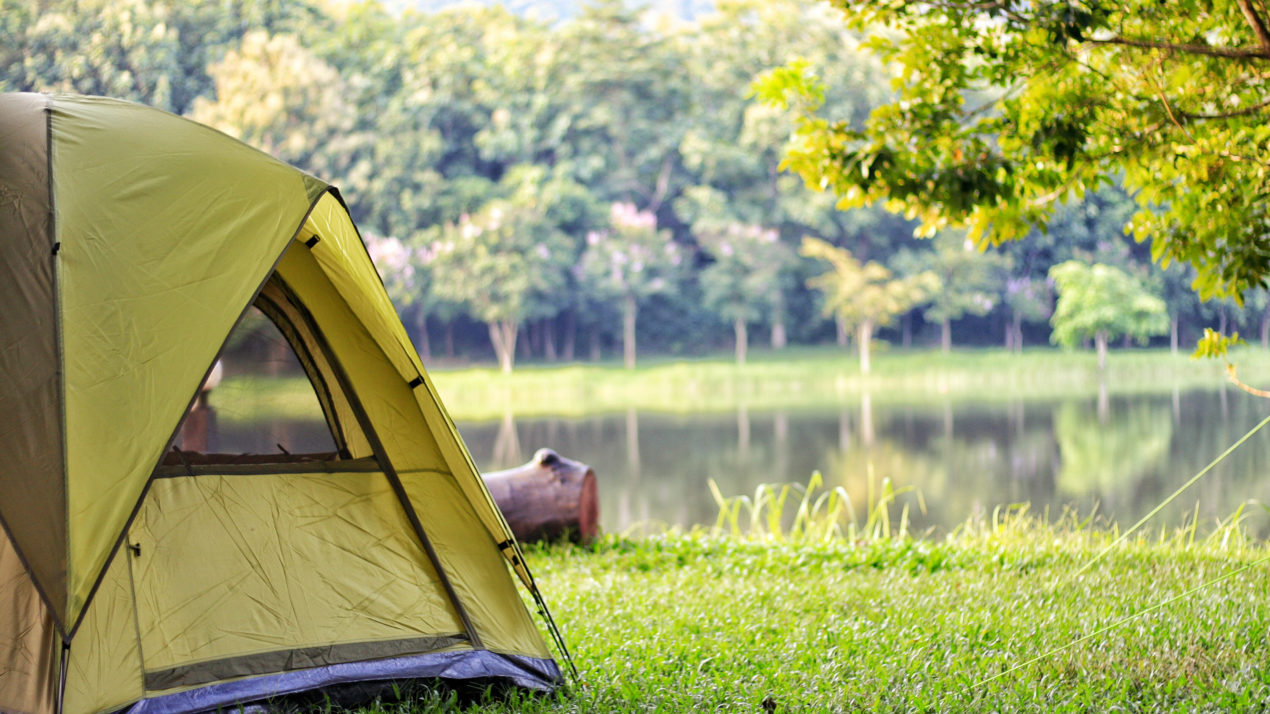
1176 95 1270 120
1227 363 1270 400
1085 36 1270 60
1236 0 1270 56
647 153 673 213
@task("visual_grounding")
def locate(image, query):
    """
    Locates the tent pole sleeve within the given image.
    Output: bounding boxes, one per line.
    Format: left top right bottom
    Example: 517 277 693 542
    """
272 276 484 650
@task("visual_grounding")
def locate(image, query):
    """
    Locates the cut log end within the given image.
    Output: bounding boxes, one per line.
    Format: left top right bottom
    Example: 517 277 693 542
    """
483 449 600 544
576 467 598 542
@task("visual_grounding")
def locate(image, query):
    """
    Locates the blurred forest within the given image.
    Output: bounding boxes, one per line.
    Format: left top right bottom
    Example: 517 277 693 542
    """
4 0 1263 369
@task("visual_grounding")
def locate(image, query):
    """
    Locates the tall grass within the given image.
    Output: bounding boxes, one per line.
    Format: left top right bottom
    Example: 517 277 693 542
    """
707 469 1267 554
708 469 925 543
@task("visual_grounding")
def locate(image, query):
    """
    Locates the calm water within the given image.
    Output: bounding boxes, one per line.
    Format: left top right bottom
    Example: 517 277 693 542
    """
197 385 1270 536
455 388 1270 535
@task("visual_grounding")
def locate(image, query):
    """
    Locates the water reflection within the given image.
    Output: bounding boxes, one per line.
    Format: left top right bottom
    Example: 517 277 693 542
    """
456 388 1270 536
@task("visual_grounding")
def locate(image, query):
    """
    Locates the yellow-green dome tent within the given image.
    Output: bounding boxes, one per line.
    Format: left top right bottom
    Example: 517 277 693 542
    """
0 93 566 714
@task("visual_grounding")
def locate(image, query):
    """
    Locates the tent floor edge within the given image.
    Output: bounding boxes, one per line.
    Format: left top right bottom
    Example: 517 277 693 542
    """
119 650 563 714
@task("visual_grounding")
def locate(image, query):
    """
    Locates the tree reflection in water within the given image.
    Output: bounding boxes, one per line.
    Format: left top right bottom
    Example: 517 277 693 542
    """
203 386 1270 537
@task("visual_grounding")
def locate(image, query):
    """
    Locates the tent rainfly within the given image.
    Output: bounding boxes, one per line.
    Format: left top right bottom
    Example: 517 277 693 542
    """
0 93 568 714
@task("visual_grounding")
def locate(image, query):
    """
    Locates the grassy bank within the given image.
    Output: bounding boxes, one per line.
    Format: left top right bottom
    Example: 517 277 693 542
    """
427 346 1270 420
211 346 1270 422
359 516 1270 713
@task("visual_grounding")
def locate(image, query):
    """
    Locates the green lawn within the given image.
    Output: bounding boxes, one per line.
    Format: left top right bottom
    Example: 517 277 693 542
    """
357 518 1270 713
243 346 1270 712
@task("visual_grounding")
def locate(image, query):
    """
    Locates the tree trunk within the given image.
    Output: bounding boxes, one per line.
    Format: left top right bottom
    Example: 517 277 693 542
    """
1013 311 1023 353
1004 319 1013 351
1261 308 1270 349
734 317 748 366
836 315 848 347
941 318 951 353
770 296 787 350
482 448 599 543
1171 315 1179 355
562 309 576 362
858 320 874 375
902 313 912 349
543 317 558 362
771 317 787 350
589 331 601 362
488 320 519 374
1095 329 1108 373
623 293 638 370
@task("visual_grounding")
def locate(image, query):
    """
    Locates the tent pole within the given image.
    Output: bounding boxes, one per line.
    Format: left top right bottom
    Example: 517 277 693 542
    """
56 641 69 714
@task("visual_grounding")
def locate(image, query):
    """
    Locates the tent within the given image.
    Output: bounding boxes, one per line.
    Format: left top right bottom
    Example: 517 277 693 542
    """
0 93 567 714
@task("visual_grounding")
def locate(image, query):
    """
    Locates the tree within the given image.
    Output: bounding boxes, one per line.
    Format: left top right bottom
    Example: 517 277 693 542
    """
760 1 1270 305
191 31 358 179
1049 261 1170 371
802 237 936 374
4 0 182 108
575 203 682 368
698 223 795 365
427 198 574 373
1003 276 1052 352
2 0 325 114
553 0 692 210
894 232 1008 351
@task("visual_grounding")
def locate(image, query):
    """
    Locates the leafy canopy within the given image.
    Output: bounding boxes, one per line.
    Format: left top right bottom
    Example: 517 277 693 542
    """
801 236 937 331
1048 261 1169 349
698 223 795 324
894 232 1009 326
426 198 573 326
576 202 682 302
759 0 1270 302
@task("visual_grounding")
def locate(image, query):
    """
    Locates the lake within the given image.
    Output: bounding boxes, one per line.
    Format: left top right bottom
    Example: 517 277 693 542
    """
454 386 1270 536
197 376 1270 536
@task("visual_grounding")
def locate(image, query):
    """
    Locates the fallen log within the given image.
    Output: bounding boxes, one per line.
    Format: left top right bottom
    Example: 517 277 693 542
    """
482 448 599 544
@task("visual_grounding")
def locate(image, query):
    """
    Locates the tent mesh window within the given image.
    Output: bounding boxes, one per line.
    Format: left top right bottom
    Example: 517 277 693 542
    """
167 287 366 468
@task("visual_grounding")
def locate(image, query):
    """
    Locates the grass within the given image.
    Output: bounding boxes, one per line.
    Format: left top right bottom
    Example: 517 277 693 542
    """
213 346 1270 422
343 480 1270 713
219 346 1270 710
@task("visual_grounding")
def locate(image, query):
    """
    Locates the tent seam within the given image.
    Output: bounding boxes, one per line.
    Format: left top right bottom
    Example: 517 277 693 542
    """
46 94 73 714
47 97 71 642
